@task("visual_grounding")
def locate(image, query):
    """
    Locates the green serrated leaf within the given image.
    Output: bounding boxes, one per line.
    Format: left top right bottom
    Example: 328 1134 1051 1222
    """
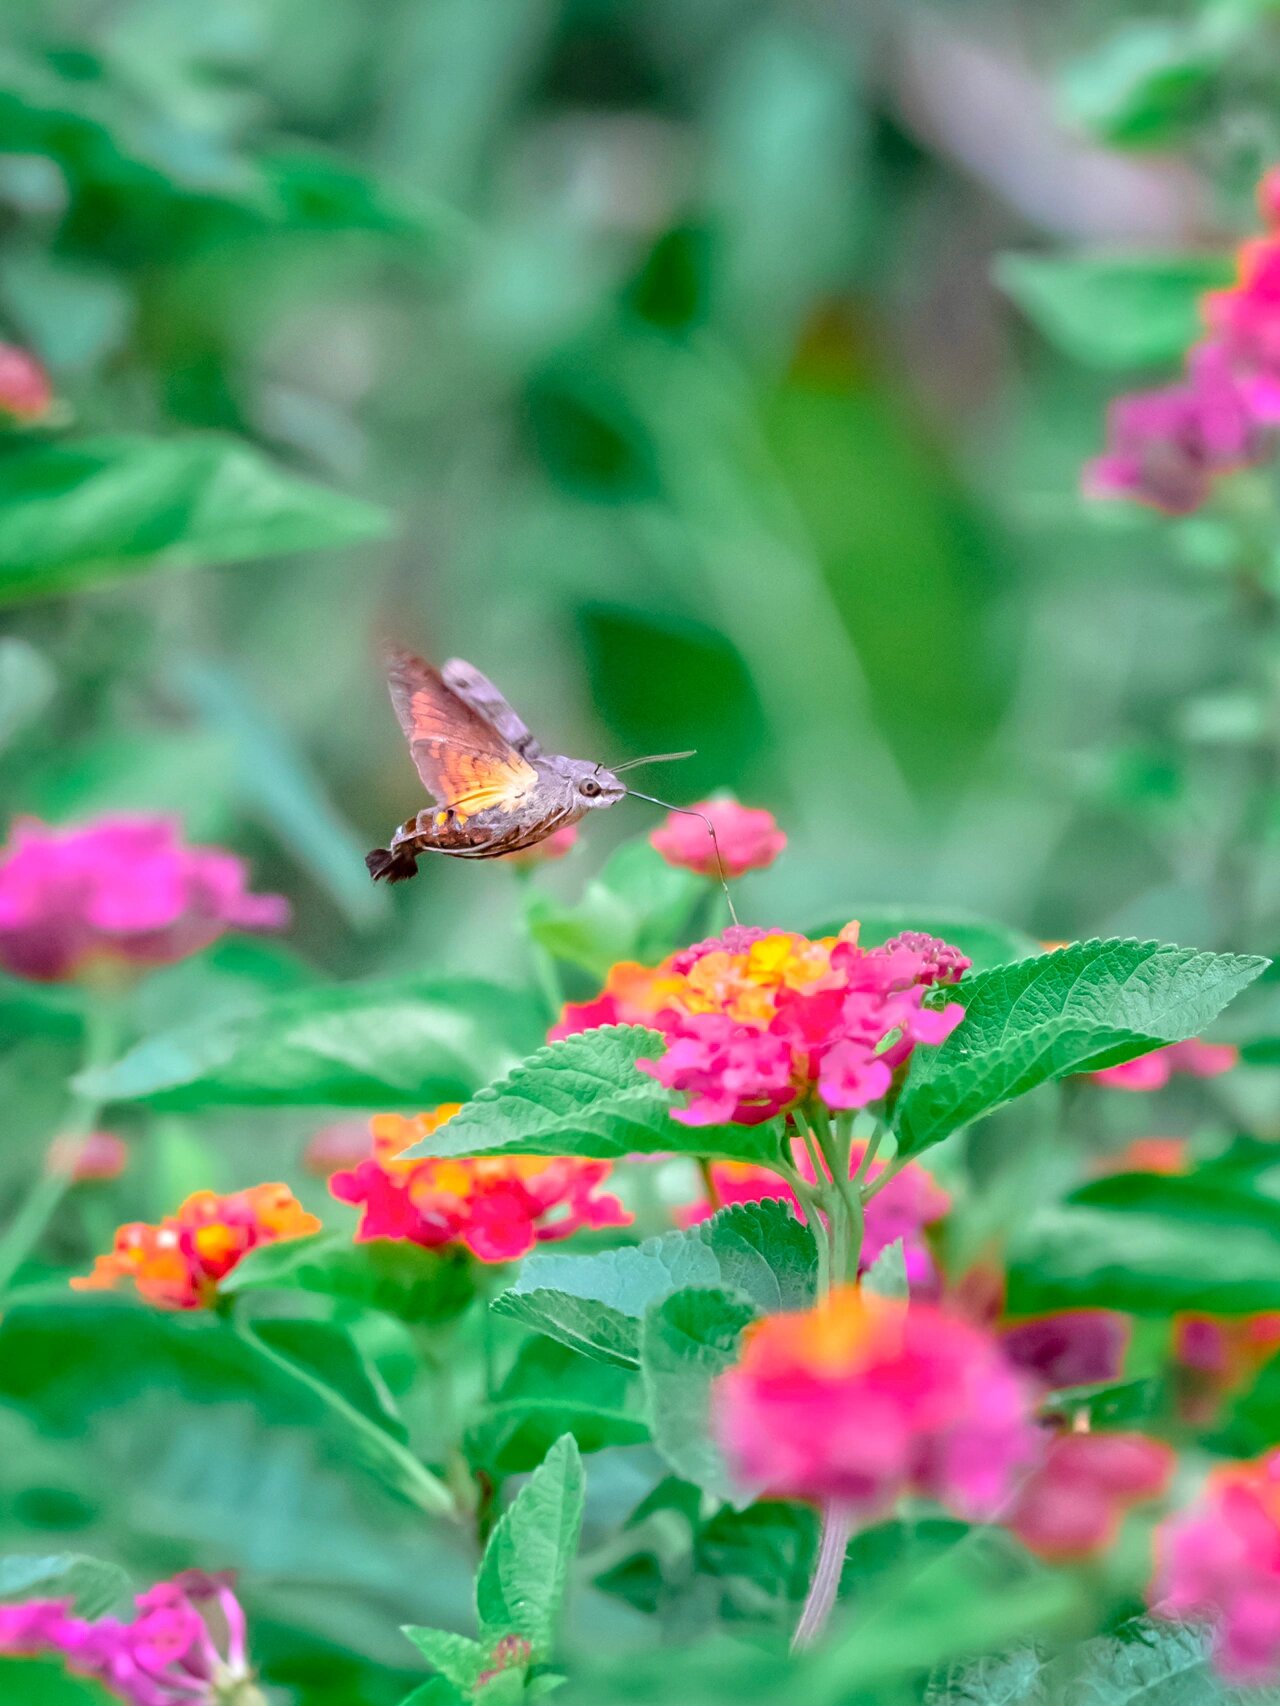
493 1200 816 1366
221 1233 477 1327
475 1435 585 1657
640 1286 758 1505
76 975 544 1110
0 434 391 606
0 1554 130 1619
994 252 1233 370
401 1024 785 1165
1008 1170 1280 1316
465 1338 648 1475
895 939 1267 1157
401 1627 486 1692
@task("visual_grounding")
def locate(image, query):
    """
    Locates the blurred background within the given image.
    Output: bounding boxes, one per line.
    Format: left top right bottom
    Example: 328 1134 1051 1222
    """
4 0 1280 1700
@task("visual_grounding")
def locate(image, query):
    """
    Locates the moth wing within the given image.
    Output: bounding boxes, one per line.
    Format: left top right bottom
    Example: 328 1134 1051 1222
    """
383 648 536 813
441 657 542 758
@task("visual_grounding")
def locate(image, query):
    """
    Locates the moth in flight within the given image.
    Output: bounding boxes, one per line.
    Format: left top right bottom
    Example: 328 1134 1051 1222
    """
366 649 700 883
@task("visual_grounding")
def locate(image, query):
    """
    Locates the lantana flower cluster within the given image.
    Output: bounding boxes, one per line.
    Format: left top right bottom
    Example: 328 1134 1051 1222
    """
682 1142 950 1292
0 816 289 983
0 1572 259 1705
1153 1450 1280 1683
329 1107 631 1262
74 1184 319 1310
555 925 967 1127
650 797 786 878
714 1287 1039 1520
1086 165 1280 513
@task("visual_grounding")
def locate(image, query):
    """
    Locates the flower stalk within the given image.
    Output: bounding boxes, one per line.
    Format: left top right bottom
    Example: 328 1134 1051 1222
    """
793 1503 854 1651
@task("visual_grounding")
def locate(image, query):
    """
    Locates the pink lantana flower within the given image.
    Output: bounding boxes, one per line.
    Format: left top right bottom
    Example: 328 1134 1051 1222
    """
0 343 54 423
681 1140 950 1293
0 1571 262 1705
302 1119 375 1177
1008 1432 1173 1561
0 815 289 983
714 1288 1040 1520
329 1108 631 1262
1152 1451 1280 1684
1089 1039 1238 1091
650 796 786 879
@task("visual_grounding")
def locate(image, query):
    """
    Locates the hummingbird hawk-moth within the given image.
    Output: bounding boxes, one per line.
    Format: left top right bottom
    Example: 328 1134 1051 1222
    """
365 648 701 883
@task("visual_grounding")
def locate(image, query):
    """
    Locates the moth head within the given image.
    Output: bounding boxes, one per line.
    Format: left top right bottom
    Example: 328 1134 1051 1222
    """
560 758 626 808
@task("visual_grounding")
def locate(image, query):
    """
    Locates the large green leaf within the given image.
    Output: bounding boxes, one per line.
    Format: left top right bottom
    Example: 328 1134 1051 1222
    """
0 1554 130 1619
464 1338 648 1476
525 839 705 979
927 1613 1259 1706
895 939 1267 1157
640 1286 758 1505
1007 1170 1280 1317
474 1435 585 1655
803 906 1041 975
0 435 390 605
0 1662 118 1705
994 252 1233 370
222 1233 478 1327
493 1200 816 1367
77 975 544 1110
401 1025 785 1165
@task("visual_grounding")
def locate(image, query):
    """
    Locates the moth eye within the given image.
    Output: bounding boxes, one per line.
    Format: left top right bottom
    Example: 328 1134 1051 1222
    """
580 778 601 798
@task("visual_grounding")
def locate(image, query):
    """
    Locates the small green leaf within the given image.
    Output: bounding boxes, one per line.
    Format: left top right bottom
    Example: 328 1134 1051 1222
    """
0 434 391 605
1060 22 1221 149
640 1287 758 1505
526 839 705 979
404 1024 785 1165
994 252 1233 370
1007 1170 1280 1316
77 975 545 1110
465 1338 648 1475
0 1554 130 1619
401 1627 486 1693
862 1239 909 1300
396 1680 467 1706
895 939 1267 1157
493 1200 816 1367
475 1435 585 1657
221 1233 477 1327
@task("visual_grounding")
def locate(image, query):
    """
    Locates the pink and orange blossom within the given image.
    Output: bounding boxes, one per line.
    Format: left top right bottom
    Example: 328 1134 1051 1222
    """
73 1184 319 1310
329 1107 631 1261
1008 1432 1173 1561
1153 1451 1280 1684
554 924 967 1128
715 1287 1039 1519
0 815 289 983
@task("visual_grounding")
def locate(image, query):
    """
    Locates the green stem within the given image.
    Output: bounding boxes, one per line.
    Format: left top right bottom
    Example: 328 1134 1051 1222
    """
776 1156 830 1298
233 1318 458 1522
697 1156 722 1213
514 868 566 1022
793 1502 853 1650
811 1106 864 1285
0 996 122 1299
860 1152 907 1206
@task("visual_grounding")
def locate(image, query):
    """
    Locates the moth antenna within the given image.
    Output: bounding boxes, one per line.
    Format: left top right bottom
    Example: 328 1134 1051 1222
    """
608 750 697 775
624 789 738 927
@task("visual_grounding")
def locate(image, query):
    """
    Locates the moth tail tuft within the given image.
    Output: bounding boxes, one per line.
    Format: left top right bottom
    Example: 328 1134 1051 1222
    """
366 845 419 884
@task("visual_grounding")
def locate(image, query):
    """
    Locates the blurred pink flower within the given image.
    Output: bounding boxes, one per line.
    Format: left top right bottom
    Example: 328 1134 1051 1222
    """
0 1570 259 1705
1000 1310 1130 1390
508 822 578 867
0 342 53 423
0 815 289 983
1094 1136 1190 1175
302 1119 374 1177
45 1130 128 1183
682 1140 950 1292
714 1288 1040 1520
1009 1432 1173 1560
1090 1039 1238 1091
650 797 786 878
1153 1451 1280 1683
